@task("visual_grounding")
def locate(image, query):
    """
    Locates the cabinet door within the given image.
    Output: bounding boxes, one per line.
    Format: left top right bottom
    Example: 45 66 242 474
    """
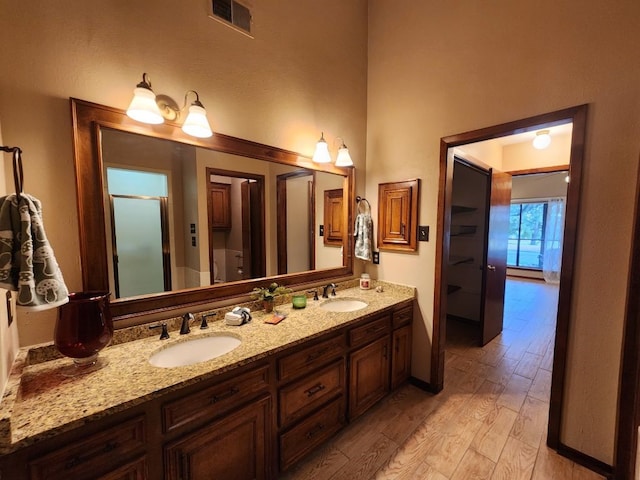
208 182 231 230
391 325 412 389
377 179 419 251
323 188 343 245
164 396 271 480
349 336 390 419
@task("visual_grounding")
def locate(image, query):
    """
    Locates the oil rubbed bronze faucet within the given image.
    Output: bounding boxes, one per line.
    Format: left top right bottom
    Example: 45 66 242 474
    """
180 313 195 334
322 283 337 299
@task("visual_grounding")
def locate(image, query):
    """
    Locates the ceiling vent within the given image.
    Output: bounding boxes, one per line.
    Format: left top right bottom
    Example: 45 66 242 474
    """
211 0 252 36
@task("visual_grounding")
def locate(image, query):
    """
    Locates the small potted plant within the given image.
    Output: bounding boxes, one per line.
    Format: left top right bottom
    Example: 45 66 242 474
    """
252 282 290 313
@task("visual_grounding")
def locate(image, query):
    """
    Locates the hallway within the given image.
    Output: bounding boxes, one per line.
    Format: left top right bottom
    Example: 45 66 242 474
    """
281 278 605 479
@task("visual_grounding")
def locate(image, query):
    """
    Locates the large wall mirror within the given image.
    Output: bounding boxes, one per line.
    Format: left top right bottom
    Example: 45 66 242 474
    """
71 99 354 320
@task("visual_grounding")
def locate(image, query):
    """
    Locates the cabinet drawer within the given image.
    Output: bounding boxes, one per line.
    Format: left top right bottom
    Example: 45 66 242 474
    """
29 416 146 480
279 359 345 427
392 304 413 329
278 333 345 383
349 315 390 348
163 364 269 433
279 396 346 471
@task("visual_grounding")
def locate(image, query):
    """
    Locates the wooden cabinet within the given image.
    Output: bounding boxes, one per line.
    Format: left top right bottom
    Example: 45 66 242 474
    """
276 332 347 472
377 179 420 251
349 334 391 419
391 303 413 389
28 416 146 480
208 182 231 230
323 188 344 245
391 325 412 389
164 395 271 480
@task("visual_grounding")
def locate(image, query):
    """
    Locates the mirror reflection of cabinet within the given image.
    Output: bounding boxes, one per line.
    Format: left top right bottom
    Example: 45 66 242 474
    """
323 189 344 246
377 179 420 252
208 182 231 230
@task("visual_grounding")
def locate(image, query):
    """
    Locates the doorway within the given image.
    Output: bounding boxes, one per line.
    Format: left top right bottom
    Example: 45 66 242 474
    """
433 105 588 451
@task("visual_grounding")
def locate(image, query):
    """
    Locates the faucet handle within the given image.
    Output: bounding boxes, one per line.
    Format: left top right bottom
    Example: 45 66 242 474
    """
201 313 215 329
330 283 337 296
180 313 194 335
150 323 170 340
307 289 319 301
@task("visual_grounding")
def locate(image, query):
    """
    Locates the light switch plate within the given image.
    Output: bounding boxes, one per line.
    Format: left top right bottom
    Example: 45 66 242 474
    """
418 226 429 241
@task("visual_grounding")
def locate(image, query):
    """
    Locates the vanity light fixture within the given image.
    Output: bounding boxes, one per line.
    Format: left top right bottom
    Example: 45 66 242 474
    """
334 138 353 167
126 73 213 138
532 129 551 150
312 132 332 163
312 132 354 167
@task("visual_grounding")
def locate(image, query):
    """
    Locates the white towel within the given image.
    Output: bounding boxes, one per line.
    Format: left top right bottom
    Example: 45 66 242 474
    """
0 193 69 310
354 213 373 261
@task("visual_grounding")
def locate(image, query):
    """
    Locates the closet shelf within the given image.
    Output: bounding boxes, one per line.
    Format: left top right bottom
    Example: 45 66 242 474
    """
451 205 477 215
449 255 474 266
450 225 477 236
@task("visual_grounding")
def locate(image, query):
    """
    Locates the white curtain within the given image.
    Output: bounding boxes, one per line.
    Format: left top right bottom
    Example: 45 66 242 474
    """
542 197 566 284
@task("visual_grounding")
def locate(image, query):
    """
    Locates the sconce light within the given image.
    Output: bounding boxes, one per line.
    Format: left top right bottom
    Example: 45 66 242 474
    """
312 132 332 163
126 73 213 138
312 132 353 167
532 130 551 150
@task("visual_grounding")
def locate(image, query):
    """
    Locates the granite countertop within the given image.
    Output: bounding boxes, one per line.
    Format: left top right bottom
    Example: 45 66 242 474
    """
0 282 414 454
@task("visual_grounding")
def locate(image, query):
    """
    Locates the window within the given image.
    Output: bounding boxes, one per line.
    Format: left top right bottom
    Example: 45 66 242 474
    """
508 202 548 269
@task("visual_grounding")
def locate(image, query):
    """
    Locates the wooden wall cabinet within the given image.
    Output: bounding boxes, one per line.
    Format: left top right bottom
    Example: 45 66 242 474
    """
377 179 420 251
208 182 231 230
323 188 344 245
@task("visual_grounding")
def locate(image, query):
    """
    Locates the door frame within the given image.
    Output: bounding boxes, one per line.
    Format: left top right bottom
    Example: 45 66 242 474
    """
432 105 588 451
615 155 640 479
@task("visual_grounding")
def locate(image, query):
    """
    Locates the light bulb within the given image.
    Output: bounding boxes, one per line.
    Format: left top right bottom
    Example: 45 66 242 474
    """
126 86 164 125
312 133 331 163
182 103 213 138
533 130 551 150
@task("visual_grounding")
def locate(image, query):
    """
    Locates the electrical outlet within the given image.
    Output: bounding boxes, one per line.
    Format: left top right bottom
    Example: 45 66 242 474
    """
191 236 197 247
419 225 429 241
372 251 380 264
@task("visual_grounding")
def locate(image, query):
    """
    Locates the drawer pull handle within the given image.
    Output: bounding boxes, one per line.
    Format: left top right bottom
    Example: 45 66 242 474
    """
210 387 240 404
306 347 329 363
305 383 326 397
305 423 325 439
65 441 118 469
366 325 385 335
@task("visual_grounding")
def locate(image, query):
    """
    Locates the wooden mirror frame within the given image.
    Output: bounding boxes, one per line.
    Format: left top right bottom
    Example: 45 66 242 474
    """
71 98 354 320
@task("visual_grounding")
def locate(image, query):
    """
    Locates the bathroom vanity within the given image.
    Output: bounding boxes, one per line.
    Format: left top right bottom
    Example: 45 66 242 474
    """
0 284 414 479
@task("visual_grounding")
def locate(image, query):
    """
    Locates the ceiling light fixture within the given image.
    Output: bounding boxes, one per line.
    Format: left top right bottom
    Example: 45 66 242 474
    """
126 73 213 138
532 130 551 150
312 132 354 167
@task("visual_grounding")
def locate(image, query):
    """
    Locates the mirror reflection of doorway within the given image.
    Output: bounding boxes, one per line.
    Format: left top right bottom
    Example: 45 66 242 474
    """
206 168 265 285
276 170 316 275
106 168 171 298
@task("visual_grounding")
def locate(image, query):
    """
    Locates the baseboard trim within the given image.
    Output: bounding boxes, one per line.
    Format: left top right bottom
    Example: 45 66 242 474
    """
409 376 437 393
557 443 614 479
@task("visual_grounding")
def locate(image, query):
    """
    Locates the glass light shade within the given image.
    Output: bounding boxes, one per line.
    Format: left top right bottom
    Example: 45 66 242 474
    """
335 146 353 167
312 135 331 163
182 104 213 138
533 130 551 150
126 87 164 125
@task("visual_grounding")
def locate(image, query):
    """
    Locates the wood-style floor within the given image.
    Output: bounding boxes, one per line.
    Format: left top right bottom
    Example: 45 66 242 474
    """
280 278 605 479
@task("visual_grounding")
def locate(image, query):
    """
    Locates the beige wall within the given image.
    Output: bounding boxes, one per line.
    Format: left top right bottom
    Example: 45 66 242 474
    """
0 122 19 398
0 0 368 346
368 0 640 464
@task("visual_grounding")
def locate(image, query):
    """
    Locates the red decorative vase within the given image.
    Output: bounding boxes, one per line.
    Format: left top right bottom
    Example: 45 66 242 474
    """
54 291 113 375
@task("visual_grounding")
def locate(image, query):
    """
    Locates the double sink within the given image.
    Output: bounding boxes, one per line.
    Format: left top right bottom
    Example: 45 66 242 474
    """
149 297 368 368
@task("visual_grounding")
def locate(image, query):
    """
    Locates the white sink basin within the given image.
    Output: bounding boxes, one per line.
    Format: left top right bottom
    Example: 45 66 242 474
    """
319 298 368 313
149 334 241 368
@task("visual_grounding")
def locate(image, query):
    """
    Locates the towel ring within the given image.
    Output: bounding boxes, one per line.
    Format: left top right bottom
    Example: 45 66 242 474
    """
0 146 24 199
356 195 371 214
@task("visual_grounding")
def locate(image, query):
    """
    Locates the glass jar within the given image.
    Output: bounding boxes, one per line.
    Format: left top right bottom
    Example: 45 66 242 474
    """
360 273 371 290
